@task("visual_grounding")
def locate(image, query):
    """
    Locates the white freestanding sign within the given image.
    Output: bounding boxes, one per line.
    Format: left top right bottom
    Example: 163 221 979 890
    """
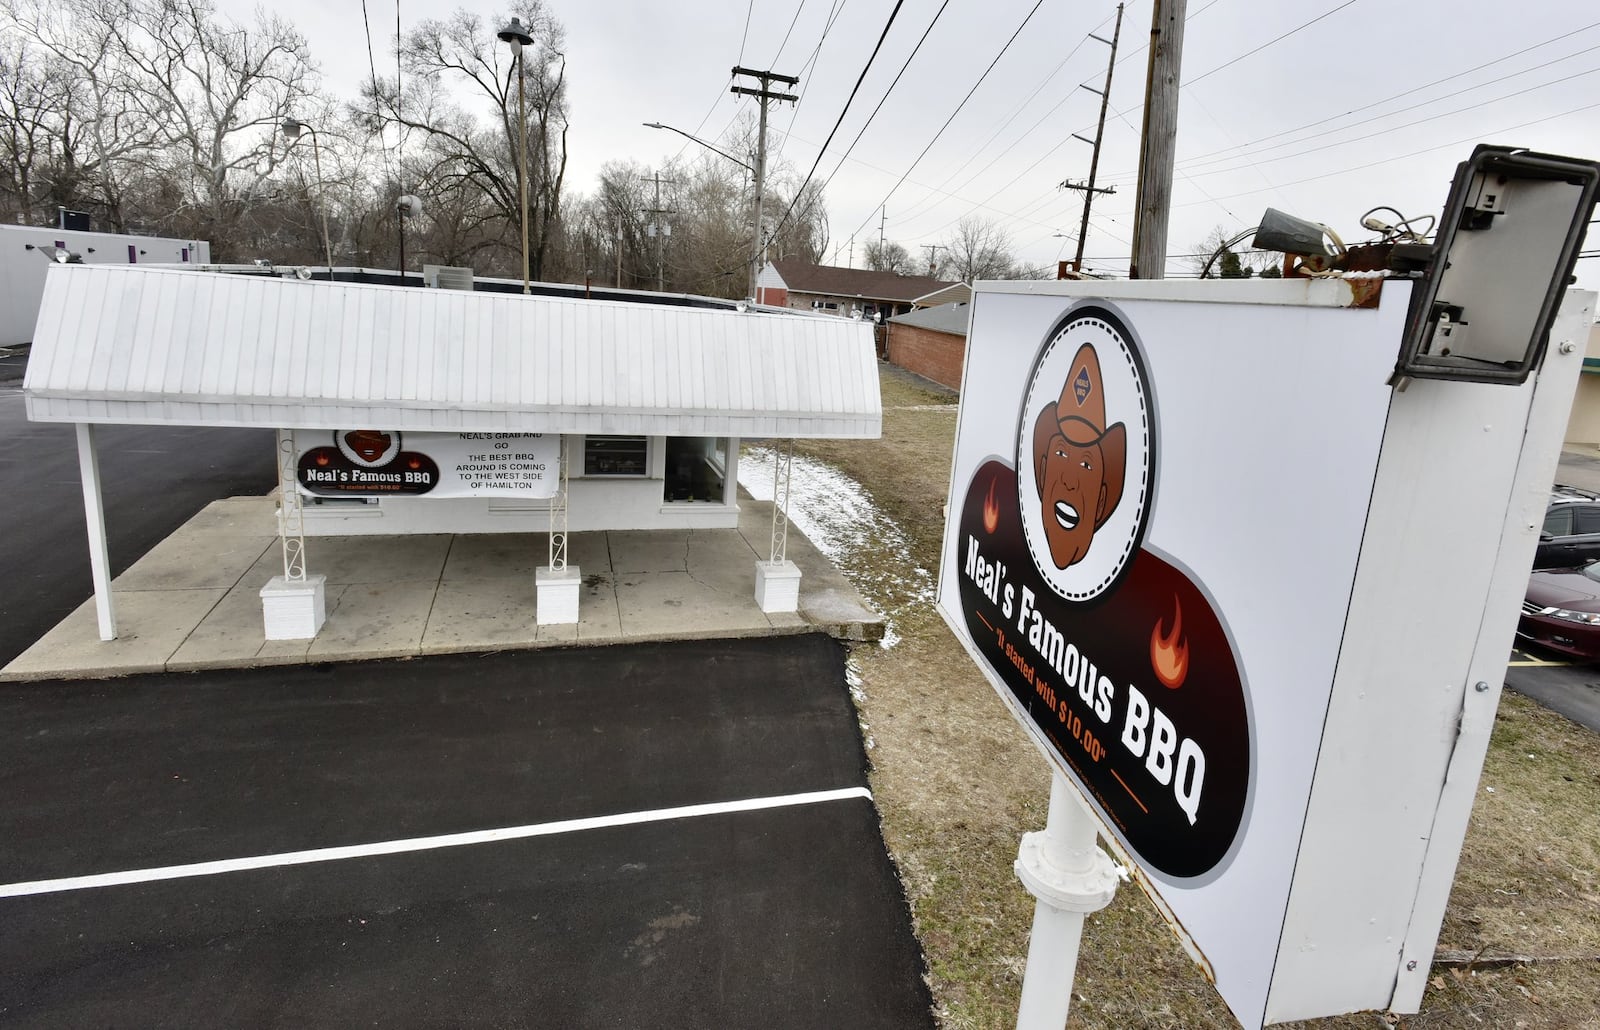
936 276 1596 1026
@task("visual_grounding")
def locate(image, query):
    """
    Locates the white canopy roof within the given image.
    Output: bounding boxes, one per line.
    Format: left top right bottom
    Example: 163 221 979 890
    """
24 265 882 438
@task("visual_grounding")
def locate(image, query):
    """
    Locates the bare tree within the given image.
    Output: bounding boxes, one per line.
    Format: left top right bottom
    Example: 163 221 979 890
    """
367 4 568 280
863 240 913 274
939 215 1020 281
96 0 317 251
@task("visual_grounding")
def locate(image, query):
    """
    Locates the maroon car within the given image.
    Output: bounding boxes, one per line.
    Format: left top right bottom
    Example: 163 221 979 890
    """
1519 563 1600 660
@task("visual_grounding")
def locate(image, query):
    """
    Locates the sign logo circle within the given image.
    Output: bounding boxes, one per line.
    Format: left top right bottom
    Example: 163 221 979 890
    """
1015 303 1155 603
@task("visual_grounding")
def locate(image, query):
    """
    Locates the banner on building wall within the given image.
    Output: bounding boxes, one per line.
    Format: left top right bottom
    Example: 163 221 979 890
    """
937 285 1406 1027
294 431 560 498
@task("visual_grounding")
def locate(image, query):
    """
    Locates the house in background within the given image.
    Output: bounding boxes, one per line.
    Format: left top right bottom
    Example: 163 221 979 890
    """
885 301 970 391
1562 322 1600 449
755 260 957 323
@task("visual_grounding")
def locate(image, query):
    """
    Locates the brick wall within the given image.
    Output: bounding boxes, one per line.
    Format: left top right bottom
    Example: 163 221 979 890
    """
887 323 966 390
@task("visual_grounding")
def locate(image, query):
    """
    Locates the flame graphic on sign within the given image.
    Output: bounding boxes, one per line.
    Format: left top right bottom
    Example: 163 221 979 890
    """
1151 595 1189 689
983 479 999 534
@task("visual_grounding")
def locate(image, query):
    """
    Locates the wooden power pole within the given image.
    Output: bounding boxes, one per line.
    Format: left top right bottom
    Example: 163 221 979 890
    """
644 169 675 293
732 66 799 300
1128 0 1186 279
1062 2 1124 273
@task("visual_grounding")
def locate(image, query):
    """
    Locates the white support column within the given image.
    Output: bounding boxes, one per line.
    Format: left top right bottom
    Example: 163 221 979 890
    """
274 429 307 582
768 438 793 564
1013 773 1122 1030
260 428 325 640
536 435 579 625
74 423 116 641
756 438 801 613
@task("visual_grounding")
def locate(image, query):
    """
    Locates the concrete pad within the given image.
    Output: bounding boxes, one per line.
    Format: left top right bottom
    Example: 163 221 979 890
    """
169 582 288 669
608 531 690 574
576 571 622 639
177 496 281 536
271 535 452 586
2 589 228 680
536 622 579 643
5 494 884 680
440 534 543 582
421 576 539 654
615 570 772 640
115 533 276 591
307 579 439 660
736 499 885 642
565 532 614 573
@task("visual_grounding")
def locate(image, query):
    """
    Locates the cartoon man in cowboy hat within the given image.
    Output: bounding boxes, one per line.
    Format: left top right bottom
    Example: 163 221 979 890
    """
1032 341 1128 570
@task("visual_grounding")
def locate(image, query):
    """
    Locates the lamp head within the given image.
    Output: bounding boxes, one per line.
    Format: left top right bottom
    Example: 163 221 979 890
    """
396 194 423 219
497 17 533 50
280 118 305 140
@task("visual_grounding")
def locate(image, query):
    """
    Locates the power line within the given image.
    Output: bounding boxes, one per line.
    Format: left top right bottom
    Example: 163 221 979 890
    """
771 0 853 167
813 0 957 199
1161 64 1600 185
1167 99 1600 210
771 0 811 67
1150 21 1600 173
885 0 1226 240
846 0 1052 243
891 2 1122 226
1184 0 1360 87
1101 45 1600 183
767 0 908 243
737 0 756 67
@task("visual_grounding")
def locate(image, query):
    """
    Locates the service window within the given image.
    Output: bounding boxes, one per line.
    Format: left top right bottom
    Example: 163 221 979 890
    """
1545 507 1574 535
1574 506 1600 535
664 437 728 502
584 436 648 477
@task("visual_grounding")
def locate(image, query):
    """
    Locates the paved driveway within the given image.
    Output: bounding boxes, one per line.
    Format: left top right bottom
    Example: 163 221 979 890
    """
0 619 932 1028
0 386 275 666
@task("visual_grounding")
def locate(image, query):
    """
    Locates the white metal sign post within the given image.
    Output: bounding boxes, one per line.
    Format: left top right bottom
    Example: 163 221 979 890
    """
938 271 1595 1024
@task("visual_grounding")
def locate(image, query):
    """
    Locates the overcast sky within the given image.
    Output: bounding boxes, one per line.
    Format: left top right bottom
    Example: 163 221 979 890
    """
264 0 1598 291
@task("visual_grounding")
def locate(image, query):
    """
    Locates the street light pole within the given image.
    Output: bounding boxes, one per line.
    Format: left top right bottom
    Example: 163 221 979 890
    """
642 122 754 173
498 18 534 295
281 118 334 281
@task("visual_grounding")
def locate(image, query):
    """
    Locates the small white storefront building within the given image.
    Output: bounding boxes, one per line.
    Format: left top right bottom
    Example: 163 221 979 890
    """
24 265 881 639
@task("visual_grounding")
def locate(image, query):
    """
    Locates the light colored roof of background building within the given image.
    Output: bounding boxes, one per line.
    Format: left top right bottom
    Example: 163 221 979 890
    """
889 301 971 337
24 265 881 438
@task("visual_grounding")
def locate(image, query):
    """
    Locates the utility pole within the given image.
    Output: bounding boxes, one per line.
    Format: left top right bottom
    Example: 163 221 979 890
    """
616 214 623 288
1062 2 1123 273
732 66 799 300
922 244 944 278
878 206 887 258
1128 0 1186 279
848 236 854 269
644 169 675 293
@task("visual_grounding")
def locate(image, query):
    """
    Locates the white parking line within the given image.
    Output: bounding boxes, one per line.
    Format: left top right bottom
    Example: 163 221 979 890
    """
0 786 873 899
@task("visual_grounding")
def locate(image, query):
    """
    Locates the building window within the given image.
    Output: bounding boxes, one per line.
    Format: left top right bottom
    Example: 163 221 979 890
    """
584 435 648 476
664 437 727 502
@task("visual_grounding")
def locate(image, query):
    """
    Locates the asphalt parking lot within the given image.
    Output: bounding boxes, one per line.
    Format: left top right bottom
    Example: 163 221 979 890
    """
1505 645 1600 732
0 635 934 1028
0 380 933 1028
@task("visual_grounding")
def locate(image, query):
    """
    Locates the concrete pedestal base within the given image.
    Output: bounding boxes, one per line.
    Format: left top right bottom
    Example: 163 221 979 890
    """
536 565 581 625
755 560 802 613
260 574 327 641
